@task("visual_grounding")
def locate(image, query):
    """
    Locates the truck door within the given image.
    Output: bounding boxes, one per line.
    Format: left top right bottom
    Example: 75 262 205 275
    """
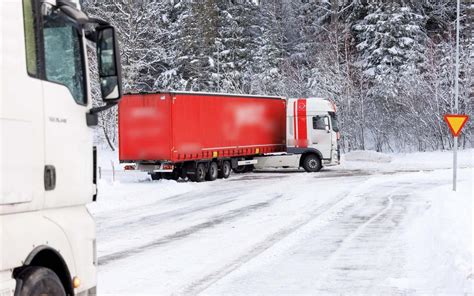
0 0 44 207
40 5 93 208
309 115 332 159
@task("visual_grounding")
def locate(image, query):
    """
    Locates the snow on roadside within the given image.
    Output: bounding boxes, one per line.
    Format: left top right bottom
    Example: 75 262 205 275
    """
341 149 473 172
89 148 200 215
344 150 393 162
391 170 473 294
87 179 200 216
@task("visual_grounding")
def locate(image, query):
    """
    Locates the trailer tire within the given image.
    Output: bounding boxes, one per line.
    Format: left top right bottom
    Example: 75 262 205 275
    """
302 154 322 172
15 266 66 296
150 172 161 181
162 171 179 181
190 163 206 182
206 162 218 181
218 161 231 179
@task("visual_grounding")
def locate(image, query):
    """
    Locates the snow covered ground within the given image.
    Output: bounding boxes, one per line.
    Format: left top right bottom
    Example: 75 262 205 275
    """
88 149 473 295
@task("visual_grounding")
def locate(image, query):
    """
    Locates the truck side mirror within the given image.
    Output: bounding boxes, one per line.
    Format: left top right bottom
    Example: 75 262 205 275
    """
97 26 122 101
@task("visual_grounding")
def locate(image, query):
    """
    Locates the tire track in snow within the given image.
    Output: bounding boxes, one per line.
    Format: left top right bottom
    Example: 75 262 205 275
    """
183 183 374 295
310 185 401 291
310 182 441 295
99 195 283 266
96 174 300 262
187 179 429 295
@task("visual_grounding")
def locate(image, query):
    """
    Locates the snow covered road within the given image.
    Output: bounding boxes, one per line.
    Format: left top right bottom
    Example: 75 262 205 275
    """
89 150 472 295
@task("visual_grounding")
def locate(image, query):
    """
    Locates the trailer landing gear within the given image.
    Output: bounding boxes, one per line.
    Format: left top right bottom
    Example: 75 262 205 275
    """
233 164 254 174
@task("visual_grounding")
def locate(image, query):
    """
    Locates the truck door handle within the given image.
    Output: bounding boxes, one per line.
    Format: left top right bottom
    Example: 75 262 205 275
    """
44 165 56 191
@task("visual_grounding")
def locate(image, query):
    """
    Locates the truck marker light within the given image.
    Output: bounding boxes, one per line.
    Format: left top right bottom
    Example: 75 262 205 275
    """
162 164 174 170
256 148 260 154
213 151 218 158
73 276 81 288
124 165 135 170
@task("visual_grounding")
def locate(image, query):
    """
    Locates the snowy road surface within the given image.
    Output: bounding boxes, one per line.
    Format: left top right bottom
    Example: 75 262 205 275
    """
89 150 472 295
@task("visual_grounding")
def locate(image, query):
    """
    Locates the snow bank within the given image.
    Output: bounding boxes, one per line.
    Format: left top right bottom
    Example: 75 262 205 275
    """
89 148 202 216
88 179 199 216
341 149 473 172
344 150 392 162
394 171 473 293
390 149 473 170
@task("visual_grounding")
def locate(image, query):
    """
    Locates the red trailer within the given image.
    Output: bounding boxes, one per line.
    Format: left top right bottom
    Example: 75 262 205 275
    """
119 91 286 181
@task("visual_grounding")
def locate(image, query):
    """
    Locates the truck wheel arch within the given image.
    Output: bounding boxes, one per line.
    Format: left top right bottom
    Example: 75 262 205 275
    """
14 246 73 296
299 149 323 168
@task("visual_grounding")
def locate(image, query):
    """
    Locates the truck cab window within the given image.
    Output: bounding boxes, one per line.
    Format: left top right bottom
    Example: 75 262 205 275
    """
42 7 86 105
312 116 326 130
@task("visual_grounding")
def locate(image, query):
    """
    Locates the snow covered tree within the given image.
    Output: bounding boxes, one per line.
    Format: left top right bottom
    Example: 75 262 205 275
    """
251 0 288 95
80 0 471 152
83 0 171 92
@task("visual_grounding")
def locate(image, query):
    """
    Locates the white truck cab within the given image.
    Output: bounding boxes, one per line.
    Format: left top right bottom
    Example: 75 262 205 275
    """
255 97 340 172
0 0 122 295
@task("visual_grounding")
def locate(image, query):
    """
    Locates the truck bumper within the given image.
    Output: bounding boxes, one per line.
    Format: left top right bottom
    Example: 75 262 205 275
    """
323 149 340 166
137 163 174 173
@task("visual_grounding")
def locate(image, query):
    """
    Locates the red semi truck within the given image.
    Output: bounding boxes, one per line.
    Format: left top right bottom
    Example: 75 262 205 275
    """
119 91 340 182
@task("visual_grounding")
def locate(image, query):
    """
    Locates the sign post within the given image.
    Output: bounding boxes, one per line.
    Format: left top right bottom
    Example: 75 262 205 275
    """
444 114 469 191
452 0 460 192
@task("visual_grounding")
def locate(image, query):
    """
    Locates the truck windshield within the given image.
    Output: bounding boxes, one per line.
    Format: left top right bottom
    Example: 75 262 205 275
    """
42 6 86 104
329 112 339 132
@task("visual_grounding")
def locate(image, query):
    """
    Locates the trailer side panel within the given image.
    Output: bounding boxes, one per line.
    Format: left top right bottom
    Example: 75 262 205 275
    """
119 93 172 162
119 92 286 163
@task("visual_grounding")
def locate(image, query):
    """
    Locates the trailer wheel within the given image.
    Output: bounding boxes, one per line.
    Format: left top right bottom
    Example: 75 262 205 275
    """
206 162 218 181
218 161 231 179
190 163 206 182
302 154 322 172
150 172 161 180
15 266 66 296
162 171 179 181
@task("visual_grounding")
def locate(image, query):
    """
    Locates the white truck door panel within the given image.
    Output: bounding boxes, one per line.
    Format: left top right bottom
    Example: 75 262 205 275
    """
309 115 332 159
0 0 44 207
40 9 93 208
0 120 34 204
43 83 92 208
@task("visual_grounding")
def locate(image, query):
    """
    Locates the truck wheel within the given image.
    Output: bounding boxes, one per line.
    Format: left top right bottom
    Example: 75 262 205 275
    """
190 163 206 182
150 172 161 180
15 266 66 296
206 162 218 181
302 154 322 172
218 161 231 179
